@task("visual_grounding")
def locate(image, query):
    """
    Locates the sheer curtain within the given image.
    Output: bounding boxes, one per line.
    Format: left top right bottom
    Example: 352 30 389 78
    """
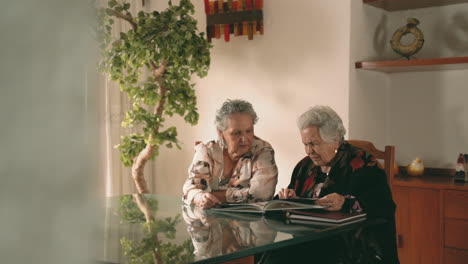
99 0 157 197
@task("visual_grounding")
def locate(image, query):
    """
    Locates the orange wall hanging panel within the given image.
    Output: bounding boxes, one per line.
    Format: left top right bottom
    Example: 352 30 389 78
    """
204 0 264 42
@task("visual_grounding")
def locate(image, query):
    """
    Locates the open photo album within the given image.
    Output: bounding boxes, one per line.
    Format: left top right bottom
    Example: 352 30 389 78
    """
209 198 327 214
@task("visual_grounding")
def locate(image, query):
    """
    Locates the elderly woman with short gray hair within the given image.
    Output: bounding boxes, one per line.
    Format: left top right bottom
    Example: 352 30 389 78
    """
183 99 278 209
275 105 399 264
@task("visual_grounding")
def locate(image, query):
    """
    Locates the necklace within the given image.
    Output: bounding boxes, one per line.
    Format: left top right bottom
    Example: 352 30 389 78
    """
321 166 331 175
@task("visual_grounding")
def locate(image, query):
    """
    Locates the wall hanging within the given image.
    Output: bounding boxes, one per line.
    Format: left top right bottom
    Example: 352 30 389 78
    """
204 0 264 42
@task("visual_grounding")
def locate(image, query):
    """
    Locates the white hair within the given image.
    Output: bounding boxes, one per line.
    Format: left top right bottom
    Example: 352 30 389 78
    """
297 105 346 143
215 99 258 131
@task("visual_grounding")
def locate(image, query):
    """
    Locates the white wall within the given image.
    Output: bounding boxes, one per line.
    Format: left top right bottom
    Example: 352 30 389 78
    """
151 0 352 196
390 70 468 168
350 3 468 168
349 2 391 147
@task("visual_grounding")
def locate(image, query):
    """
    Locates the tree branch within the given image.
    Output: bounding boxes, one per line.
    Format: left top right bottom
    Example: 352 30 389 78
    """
111 9 137 31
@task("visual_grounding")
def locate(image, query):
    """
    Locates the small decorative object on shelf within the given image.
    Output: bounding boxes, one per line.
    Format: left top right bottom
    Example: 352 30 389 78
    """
390 18 424 60
454 153 467 182
407 157 424 176
465 154 468 181
204 0 264 42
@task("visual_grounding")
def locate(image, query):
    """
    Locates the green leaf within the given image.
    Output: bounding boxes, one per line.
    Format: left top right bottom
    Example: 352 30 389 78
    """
108 0 117 8
105 8 113 16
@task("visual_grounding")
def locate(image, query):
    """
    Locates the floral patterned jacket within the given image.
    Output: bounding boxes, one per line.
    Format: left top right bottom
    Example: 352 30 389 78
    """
183 137 278 205
182 205 276 259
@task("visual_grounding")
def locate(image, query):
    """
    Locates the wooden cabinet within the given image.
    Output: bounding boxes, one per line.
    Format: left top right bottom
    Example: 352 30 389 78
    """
445 190 468 220
443 190 468 263
393 175 468 264
393 186 442 264
444 247 468 264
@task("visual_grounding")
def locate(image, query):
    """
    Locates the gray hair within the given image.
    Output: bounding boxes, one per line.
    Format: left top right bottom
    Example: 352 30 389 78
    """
297 105 346 143
215 99 258 131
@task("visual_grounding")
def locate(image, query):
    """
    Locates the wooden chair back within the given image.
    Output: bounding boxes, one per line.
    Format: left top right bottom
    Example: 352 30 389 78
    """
347 140 395 187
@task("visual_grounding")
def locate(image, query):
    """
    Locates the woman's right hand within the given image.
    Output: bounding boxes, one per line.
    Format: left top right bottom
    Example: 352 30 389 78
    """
193 192 222 209
278 188 298 199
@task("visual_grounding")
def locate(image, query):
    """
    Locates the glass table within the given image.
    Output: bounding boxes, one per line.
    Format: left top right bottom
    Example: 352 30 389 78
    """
98 194 385 264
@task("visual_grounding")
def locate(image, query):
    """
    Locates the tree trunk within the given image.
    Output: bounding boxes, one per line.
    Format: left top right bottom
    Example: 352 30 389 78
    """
131 61 167 194
131 142 154 193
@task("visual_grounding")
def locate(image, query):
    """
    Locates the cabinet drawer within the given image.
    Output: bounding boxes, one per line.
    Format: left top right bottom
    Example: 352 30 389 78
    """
445 219 468 250
444 248 468 264
445 190 468 220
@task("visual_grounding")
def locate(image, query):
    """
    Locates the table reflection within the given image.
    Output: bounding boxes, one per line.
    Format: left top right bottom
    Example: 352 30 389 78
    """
104 194 195 264
182 205 277 260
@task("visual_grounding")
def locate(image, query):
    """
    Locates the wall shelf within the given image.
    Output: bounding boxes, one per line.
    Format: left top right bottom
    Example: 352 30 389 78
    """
355 56 468 73
364 0 468 11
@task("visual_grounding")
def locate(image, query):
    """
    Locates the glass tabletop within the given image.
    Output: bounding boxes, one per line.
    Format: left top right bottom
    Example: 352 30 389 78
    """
98 194 384 264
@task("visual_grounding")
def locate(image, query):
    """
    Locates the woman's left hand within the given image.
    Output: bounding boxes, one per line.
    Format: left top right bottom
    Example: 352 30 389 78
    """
316 193 345 211
278 188 299 199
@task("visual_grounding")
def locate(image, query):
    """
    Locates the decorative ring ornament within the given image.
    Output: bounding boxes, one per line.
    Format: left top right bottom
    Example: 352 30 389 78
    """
390 18 424 60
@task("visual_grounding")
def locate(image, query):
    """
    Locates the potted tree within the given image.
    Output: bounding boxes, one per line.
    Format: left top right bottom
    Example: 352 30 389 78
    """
97 0 211 193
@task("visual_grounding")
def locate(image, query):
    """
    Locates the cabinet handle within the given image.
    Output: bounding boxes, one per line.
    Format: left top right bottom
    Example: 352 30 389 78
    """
397 234 403 248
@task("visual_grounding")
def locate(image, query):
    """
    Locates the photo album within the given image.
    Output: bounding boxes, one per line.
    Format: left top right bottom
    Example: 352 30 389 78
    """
210 198 327 214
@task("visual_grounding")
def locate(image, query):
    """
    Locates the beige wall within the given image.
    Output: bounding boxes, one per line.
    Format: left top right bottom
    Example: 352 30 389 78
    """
390 70 468 168
151 0 352 196
350 3 468 168
349 2 391 147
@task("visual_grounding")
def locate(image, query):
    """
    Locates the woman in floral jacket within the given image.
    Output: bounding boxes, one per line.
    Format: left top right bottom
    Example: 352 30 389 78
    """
276 105 399 264
183 99 278 209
